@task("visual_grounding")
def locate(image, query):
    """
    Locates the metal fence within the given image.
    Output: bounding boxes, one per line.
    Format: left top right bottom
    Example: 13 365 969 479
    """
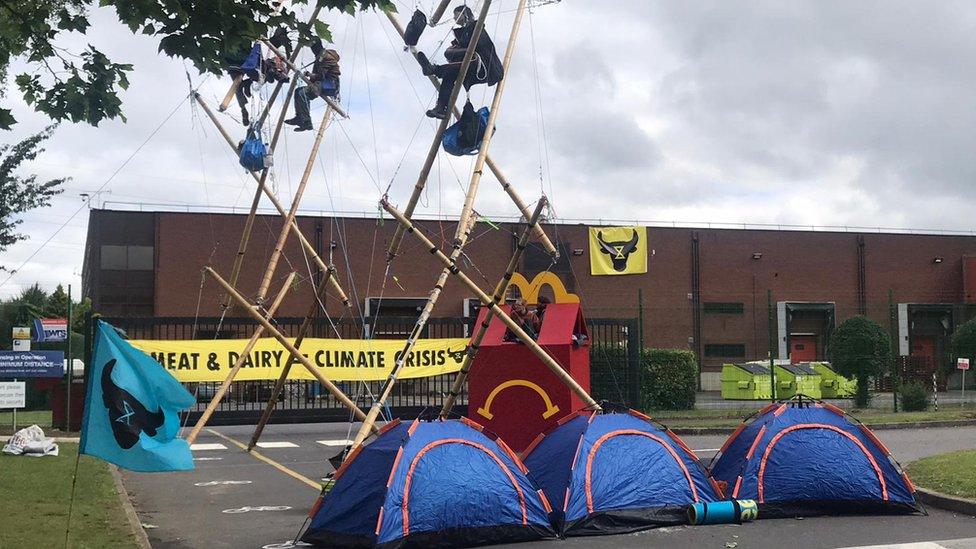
99 315 641 425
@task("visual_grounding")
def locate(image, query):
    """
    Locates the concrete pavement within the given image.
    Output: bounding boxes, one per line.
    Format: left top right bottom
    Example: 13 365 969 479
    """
121 422 976 548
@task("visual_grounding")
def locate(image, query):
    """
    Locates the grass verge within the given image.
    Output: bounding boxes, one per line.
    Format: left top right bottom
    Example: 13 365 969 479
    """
0 443 137 548
907 449 976 499
0 410 53 432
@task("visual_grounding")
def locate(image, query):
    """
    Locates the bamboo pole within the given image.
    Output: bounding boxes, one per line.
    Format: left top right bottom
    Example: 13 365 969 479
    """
186 272 295 444
453 0 527 250
191 92 351 307
381 199 599 409
386 0 494 260
219 75 243 112
256 105 334 302
428 0 453 26
349 213 480 449
247 269 334 451
439 196 546 418
385 6 557 258
204 267 377 429
260 39 349 119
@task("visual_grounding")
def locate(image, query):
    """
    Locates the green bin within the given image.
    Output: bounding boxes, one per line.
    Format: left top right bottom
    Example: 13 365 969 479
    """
774 363 822 399
721 363 772 400
810 362 856 398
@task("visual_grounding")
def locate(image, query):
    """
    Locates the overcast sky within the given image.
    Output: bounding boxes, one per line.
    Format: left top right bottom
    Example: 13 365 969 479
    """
3 0 976 299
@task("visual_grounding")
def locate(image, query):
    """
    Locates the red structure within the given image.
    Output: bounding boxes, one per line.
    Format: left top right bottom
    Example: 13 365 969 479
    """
467 303 591 452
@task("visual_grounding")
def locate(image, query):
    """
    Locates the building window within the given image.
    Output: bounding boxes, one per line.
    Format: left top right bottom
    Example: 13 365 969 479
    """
100 245 154 270
704 344 746 358
703 302 744 314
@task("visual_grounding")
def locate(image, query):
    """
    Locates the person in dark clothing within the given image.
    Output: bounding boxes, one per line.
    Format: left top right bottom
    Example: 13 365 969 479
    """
415 6 503 119
285 42 340 132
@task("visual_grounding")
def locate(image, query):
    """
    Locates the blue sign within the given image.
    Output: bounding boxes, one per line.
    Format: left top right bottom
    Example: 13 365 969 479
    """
34 318 68 342
0 351 65 378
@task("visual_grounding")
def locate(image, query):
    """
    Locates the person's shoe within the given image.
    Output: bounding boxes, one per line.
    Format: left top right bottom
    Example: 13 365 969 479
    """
416 52 435 76
284 117 301 126
241 112 250 127
425 107 447 119
295 124 313 132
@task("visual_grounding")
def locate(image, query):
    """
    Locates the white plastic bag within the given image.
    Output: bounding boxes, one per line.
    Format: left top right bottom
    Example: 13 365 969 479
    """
2 424 59 457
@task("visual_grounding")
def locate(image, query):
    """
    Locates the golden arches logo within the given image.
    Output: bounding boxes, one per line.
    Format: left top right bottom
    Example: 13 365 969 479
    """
476 379 560 420
505 272 579 305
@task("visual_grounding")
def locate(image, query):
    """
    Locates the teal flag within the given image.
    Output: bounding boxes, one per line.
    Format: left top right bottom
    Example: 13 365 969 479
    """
80 320 195 472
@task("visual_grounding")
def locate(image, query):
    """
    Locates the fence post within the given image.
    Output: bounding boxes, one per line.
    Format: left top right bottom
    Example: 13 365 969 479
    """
627 318 642 409
768 289 777 402
889 289 899 412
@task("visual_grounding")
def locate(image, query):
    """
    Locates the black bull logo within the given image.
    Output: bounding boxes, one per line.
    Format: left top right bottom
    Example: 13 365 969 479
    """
596 229 640 272
101 359 165 449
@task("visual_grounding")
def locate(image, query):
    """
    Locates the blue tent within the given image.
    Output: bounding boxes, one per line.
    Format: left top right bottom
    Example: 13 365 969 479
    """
522 409 721 536
301 418 554 548
710 396 922 517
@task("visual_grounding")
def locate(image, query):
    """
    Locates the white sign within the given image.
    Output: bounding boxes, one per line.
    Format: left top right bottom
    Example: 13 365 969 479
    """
957 358 970 370
0 382 26 409
12 339 30 351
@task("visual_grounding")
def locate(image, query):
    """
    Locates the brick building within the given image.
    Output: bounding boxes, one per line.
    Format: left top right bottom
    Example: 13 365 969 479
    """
82 207 976 389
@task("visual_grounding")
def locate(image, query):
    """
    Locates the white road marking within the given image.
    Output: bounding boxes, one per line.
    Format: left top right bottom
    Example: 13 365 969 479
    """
316 439 353 447
193 456 223 461
194 480 253 487
190 443 227 451
837 540 976 549
222 505 291 514
255 441 299 449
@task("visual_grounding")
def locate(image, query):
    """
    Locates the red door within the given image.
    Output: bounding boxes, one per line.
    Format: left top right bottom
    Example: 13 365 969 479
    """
911 335 937 371
790 335 818 364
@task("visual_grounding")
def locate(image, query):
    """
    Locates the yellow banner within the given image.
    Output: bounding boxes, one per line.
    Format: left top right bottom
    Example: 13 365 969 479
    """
130 338 470 383
589 226 648 276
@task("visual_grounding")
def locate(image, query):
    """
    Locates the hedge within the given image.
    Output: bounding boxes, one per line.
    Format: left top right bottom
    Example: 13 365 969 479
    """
641 349 697 411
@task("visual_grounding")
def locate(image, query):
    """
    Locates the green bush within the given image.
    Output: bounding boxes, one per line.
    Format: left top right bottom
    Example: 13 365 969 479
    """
641 349 697 411
900 381 931 412
828 316 892 408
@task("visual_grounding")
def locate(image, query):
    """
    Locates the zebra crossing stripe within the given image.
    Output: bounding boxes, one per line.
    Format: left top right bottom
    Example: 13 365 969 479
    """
255 441 300 449
316 439 354 447
191 443 228 451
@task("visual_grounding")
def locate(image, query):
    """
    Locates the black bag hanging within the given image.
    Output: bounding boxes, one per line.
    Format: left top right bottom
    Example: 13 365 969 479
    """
457 101 482 151
403 9 427 47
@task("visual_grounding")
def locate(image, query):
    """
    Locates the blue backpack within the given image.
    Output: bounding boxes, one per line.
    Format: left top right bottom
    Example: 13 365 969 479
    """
442 103 491 156
239 129 267 172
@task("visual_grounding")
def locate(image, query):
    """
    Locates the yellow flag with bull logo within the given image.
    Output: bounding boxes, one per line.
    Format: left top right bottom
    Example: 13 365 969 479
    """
589 226 648 276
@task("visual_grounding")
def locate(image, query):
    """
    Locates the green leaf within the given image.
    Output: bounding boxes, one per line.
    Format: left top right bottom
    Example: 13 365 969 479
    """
313 20 332 42
0 108 16 130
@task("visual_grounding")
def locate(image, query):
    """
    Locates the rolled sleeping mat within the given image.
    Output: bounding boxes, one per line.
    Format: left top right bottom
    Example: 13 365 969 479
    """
687 499 759 525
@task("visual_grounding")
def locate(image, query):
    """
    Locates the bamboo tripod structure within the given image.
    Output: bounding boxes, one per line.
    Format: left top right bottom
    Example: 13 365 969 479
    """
352 0 534 448
185 272 295 444
223 6 324 310
382 7 557 258
385 0 494 260
381 199 599 410
438 196 547 418
247 269 335 451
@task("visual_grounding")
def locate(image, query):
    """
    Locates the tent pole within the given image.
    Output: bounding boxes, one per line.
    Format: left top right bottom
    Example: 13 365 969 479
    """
247 268 335 451
256 106 334 302
204 267 376 429
186 272 295 444
260 39 349 119
381 199 600 410
439 196 546 418
222 8 323 311
349 213 480 449
382 8 557 259
385 0 494 260
191 91 350 307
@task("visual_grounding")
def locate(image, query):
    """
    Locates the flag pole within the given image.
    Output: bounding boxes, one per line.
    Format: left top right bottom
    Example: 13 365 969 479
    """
186 272 296 445
381 198 600 410
63 448 83 548
439 196 547 418
203 267 377 431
